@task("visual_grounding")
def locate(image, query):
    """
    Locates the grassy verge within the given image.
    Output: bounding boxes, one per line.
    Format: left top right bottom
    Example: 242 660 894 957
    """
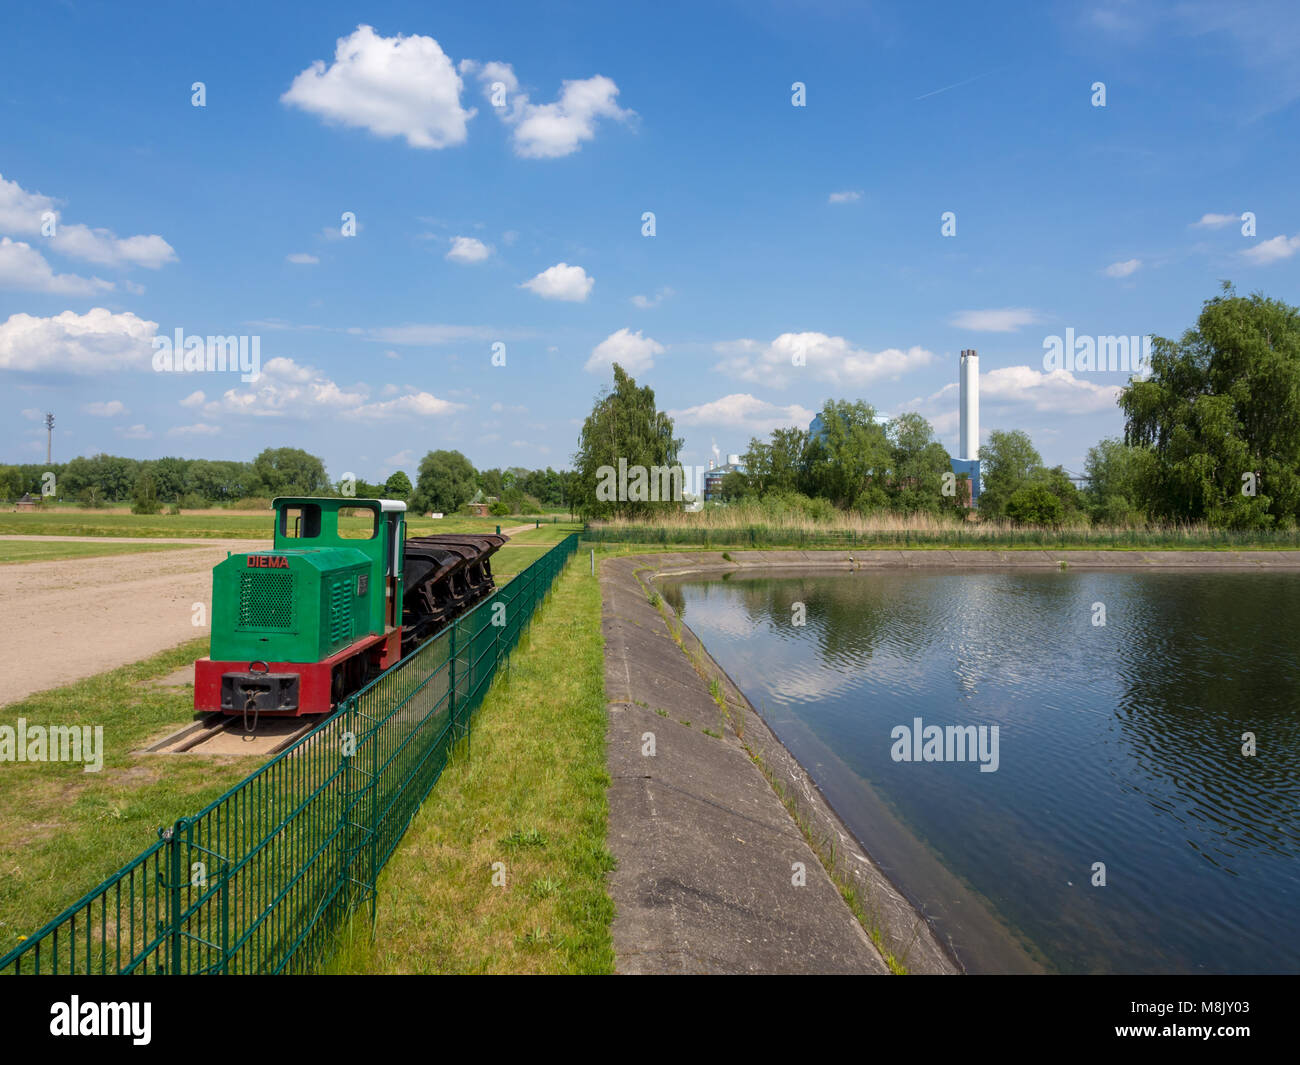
587 512 1300 551
0 541 205 564
0 641 260 952
327 559 615 974
0 511 574 540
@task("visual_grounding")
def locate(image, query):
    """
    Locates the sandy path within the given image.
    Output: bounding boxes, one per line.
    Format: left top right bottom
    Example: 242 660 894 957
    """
0 538 265 707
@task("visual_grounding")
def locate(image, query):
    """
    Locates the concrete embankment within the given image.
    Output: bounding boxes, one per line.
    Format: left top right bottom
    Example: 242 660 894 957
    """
600 547 1300 975
601 551 961 974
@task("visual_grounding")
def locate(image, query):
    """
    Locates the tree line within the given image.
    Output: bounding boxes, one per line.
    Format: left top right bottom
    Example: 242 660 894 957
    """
1 445 574 517
570 285 1300 529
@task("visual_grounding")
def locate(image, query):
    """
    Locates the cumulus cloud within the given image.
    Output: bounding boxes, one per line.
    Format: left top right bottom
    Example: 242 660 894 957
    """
282 25 475 149
585 327 664 374
520 262 593 301
179 390 205 408
203 356 465 421
1192 212 1237 229
0 238 114 295
0 174 176 268
828 190 862 204
1104 258 1142 278
713 332 934 389
84 400 127 416
980 365 1120 414
669 394 816 435
287 252 319 264
115 424 152 440
345 391 465 419
0 308 157 373
464 60 634 158
1242 234 1300 265
446 236 491 263
949 308 1042 333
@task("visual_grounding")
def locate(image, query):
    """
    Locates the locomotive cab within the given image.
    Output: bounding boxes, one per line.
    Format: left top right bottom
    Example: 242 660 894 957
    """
194 497 407 717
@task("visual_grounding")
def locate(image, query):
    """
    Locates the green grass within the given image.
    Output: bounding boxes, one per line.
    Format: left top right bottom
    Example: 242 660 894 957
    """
0 509 577 541
327 559 614 974
0 640 261 952
0 540 205 564
586 514 1300 552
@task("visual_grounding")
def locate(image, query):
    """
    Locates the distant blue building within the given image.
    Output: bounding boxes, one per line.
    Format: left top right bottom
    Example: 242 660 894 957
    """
949 457 981 504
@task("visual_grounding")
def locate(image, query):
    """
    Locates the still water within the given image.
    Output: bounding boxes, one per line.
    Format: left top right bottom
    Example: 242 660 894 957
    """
662 569 1300 973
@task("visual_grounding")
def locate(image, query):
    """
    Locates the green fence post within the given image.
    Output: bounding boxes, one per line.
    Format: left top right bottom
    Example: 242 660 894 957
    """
166 817 186 976
449 620 458 743
369 695 379 927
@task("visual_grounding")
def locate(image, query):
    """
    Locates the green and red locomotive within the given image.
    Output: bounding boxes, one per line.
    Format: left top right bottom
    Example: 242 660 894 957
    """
194 496 504 718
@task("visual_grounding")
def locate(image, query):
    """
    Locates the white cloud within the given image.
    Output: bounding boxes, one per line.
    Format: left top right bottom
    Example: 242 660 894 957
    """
714 332 934 389
980 365 1120 414
949 308 1042 333
116 424 152 440
0 174 176 268
50 227 175 269
585 327 664 374
84 400 127 416
669 394 816 435
204 356 464 421
1104 258 1142 278
828 190 862 204
1191 212 1237 229
631 286 674 309
1242 234 1300 265
465 62 634 158
168 423 221 437
0 308 157 373
345 391 465 419
521 262 593 301
446 236 491 263
287 252 319 264
0 238 114 295
282 25 475 149
179 390 205 408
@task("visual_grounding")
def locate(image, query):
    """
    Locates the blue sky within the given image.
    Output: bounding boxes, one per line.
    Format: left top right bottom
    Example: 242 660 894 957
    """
2 0 1298 482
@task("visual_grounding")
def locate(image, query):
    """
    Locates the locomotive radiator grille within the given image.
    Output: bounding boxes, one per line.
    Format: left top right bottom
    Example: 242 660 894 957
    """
238 570 295 629
328 576 353 645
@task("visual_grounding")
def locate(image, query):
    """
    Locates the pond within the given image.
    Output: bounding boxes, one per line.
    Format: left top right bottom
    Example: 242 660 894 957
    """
661 568 1300 973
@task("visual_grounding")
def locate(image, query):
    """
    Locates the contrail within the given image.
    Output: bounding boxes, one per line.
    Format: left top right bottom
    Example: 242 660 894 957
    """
915 68 1003 101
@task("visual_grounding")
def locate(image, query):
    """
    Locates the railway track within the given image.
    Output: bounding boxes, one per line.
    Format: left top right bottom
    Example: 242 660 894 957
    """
145 712 319 757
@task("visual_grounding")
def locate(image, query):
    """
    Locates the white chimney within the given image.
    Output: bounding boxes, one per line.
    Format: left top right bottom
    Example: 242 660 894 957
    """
959 349 979 461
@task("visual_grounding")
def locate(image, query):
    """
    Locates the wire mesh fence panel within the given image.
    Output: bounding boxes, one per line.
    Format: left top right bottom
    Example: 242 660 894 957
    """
1 533 579 977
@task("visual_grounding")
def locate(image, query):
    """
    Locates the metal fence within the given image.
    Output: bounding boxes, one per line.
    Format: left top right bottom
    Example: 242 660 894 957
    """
0 533 579 975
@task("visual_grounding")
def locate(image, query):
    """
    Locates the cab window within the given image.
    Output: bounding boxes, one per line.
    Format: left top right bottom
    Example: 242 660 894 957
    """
280 504 321 539
337 507 378 539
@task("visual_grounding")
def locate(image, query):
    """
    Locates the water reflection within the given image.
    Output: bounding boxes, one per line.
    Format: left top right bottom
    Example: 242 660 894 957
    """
665 570 1300 973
